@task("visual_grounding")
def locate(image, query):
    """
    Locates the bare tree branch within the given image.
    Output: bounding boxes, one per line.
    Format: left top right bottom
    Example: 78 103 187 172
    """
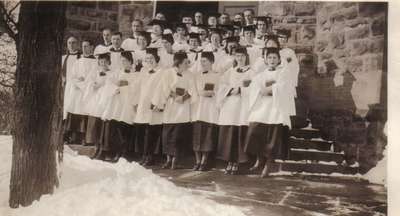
0 2 18 40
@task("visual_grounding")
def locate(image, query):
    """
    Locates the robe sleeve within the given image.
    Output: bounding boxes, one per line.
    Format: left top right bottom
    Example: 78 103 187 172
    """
248 73 264 110
187 74 199 104
216 70 233 108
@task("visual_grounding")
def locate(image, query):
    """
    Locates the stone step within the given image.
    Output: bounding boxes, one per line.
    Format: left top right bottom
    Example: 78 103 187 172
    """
289 137 333 151
290 115 309 129
288 148 344 163
67 144 96 157
290 127 321 139
274 160 359 175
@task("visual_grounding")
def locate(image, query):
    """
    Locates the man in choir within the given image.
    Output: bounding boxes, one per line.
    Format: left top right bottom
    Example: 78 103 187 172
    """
172 23 189 52
192 52 221 171
240 25 262 65
134 48 164 166
219 13 231 25
148 19 165 49
254 16 274 46
153 52 198 170
216 47 254 175
94 28 112 56
62 36 81 143
243 9 255 26
159 33 175 68
109 32 124 71
194 11 204 26
181 14 193 32
233 13 244 25
63 38 92 145
196 24 209 49
121 19 144 52
207 13 220 28
232 22 242 37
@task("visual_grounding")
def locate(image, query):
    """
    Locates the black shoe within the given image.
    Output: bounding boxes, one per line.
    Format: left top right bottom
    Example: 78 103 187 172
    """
198 164 207 171
162 161 171 169
224 162 232 175
90 148 100 159
230 163 239 175
192 163 200 171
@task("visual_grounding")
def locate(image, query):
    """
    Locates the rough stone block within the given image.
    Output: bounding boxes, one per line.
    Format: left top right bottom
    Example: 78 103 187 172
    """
324 59 338 74
301 25 316 41
371 16 386 36
346 58 363 73
294 2 316 16
86 9 104 18
320 52 333 60
259 2 291 16
369 37 385 53
67 19 92 31
351 39 370 56
345 18 368 28
66 5 78 16
358 2 387 17
98 21 119 32
345 25 370 40
363 54 383 72
285 16 298 24
329 32 345 49
98 1 119 11
108 12 118 22
334 49 350 59
316 40 329 52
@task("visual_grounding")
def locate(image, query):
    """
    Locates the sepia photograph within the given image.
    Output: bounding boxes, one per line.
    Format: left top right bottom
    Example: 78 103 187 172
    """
0 0 394 215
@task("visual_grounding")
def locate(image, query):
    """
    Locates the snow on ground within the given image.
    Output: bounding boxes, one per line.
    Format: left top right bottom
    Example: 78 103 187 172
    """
0 136 245 216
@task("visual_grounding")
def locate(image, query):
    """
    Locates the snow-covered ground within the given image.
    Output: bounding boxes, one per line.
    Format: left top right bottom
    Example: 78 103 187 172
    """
0 136 245 216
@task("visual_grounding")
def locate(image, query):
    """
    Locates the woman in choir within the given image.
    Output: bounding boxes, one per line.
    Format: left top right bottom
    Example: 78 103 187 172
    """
159 33 175 68
216 47 254 175
172 23 190 52
65 39 97 145
83 53 113 159
191 52 221 171
134 48 165 166
153 52 198 170
148 19 165 49
101 51 140 161
245 48 294 177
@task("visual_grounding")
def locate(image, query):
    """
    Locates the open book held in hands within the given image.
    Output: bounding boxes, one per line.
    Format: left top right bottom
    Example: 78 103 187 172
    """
265 80 276 87
242 79 251 87
175 87 186 96
204 83 215 91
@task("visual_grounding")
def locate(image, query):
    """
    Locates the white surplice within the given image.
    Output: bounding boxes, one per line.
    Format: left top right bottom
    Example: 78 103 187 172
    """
62 53 81 119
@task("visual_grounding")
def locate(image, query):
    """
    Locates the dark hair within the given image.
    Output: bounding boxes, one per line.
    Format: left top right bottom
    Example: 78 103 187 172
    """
264 36 281 50
138 31 151 46
243 9 255 15
98 53 111 64
81 38 93 46
173 52 188 67
146 48 160 63
101 28 111 32
162 34 174 44
111 32 123 38
132 19 143 26
201 52 215 63
121 51 134 64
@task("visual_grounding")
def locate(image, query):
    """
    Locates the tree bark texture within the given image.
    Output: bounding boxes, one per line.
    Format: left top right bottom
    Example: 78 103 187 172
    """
9 1 66 208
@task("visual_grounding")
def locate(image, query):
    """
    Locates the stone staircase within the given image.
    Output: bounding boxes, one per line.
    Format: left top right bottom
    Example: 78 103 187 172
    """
271 120 360 175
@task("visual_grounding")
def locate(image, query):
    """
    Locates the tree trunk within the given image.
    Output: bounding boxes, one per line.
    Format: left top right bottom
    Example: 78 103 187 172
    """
9 1 66 208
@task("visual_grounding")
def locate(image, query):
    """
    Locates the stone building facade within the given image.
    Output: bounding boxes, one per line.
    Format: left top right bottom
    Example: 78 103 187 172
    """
65 1 387 172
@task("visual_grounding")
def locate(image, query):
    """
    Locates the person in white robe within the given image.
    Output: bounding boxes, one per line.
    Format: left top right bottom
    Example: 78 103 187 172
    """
252 35 281 74
62 36 82 143
148 19 165 49
186 32 203 74
202 29 227 74
152 52 198 170
64 40 97 145
245 48 295 177
159 33 175 68
121 19 144 52
82 53 114 159
191 52 221 171
134 48 165 166
109 32 125 72
94 28 112 56
196 24 210 50
240 25 263 66
207 13 219 28
100 51 141 162
172 23 190 53
132 31 152 73
216 47 255 175
253 16 273 46
216 36 240 74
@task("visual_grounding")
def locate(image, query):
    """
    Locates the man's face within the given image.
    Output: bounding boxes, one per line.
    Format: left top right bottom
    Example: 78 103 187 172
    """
182 17 193 24
102 30 111 44
188 38 199 49
257 20 267 33
152 25 163 36
98 58 110 69
194 12 203 23
235 53 246 66
82 41 93 56
176 27 186 37
278 36 288 45
132 21 143 33
208 17 217 26
243 10 253 23
234 14 243 23
121 56 132 69
198 28 207 41
210 33 221 45
220 14 230 24
145 53 157 67
111 35 122 48
200 57 212 69
265 53 280 67
162 39 172 50
67 37 78 53
179 58 190 71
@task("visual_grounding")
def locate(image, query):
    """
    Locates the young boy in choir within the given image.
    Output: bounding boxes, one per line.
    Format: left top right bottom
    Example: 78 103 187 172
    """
187 33 203 73
159 33 175 68
133 31 152 72
172 23 189 52
153 52 198 170
218 36 239 72
192 52 221 171
62 36 82 143
121 19 144 52
253 16 270 46
245 47 293 177
203 28 223 52
101 51 140 161
148 19 165 49
276 28 299 90
219 13 231 25
83 53 112 159
109 32 124 71
64 39 97 145
134 48 164 166
94 28 112 56
196 24 209 49
216 47 254 175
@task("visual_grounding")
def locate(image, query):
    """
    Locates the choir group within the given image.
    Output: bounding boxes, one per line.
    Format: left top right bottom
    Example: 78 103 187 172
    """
62 9 299 177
